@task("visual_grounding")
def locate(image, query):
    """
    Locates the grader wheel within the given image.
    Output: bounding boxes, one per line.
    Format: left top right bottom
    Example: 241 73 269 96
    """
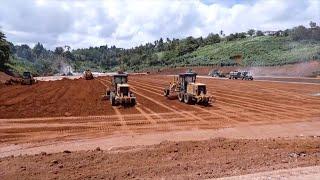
178 93 184 102
183 94 192 104
163 89 169 96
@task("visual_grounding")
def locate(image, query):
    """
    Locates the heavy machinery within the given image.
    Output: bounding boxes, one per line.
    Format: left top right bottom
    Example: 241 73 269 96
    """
163 71 213 105
21 72 37 85
241 71 253 80
209 69 226 77
229 71 253 80
83 69 94 80
229 71 241 79
105 72 136 106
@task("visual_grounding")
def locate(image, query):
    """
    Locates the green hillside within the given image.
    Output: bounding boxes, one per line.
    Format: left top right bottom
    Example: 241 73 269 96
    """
2 24 320 75
170 36 320 67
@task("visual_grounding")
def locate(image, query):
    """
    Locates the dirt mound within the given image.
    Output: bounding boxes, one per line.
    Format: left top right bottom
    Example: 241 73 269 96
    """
0 137 319 179
0 72 13 84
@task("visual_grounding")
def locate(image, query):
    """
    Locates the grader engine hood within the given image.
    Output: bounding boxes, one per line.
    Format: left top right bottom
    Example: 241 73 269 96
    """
186 83 214 104
117 84 131 97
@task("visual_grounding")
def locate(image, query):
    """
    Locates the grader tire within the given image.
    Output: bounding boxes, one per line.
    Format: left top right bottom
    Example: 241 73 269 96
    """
184 94 191 104
163 89 169 97
110 93 116 106
178 93 184 102
131 99 136 106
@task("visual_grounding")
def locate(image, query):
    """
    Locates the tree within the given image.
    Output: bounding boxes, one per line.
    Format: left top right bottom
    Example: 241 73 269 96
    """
0 31 5 40
205 33 221 44
157 38 164 51
310 21 317 28
220 30 224 36
33 42 45 58
0 31 10 70
256 30 264 36
54 47 64 55
16 44 34 61
247 29 255 36
290 25 309 40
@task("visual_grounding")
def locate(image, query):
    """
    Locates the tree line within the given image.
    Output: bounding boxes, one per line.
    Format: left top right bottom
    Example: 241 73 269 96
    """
1 21 319 75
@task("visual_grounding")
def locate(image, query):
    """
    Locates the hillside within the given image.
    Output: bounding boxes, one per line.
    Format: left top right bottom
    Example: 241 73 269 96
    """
169 36 320 67
3 24 320 75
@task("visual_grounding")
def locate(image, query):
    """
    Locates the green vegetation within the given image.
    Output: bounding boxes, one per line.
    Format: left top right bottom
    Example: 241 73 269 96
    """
1 21 320 76
0 31 10 71
177 36 320 66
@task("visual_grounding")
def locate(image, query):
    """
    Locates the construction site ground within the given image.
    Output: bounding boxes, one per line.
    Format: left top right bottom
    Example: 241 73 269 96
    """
0 75 319 179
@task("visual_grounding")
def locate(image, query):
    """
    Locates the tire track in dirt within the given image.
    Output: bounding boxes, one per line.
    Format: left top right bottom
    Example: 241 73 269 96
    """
135 77 318 115
130 82 214 126
131 80 243 124
135 77 318 123
132 76 320 125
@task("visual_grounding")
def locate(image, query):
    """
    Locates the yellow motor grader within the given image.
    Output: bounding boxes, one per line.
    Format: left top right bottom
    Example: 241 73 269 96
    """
105 72 136 106
83 69 94 80
21 72 37 85
163 71 213 106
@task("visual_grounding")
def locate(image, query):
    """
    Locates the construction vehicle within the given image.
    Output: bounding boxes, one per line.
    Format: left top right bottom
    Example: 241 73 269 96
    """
209 69 226 77
21 72 37 85
83 69 94 80
241 71 253 80
229 71 253 80
163 70 213 106
105 72 136 106
229 71 241 79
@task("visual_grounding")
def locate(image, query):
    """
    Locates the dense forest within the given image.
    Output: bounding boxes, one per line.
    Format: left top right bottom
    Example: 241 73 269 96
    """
1 21 320 76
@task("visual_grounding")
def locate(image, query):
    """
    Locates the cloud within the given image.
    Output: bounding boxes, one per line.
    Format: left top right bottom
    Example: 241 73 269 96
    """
0 0 319 49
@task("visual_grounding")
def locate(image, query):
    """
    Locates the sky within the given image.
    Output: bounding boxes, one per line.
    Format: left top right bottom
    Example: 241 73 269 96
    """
0 0 319 50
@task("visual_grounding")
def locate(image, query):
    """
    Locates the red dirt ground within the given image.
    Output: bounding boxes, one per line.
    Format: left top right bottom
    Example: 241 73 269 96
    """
1 137 320 179
0 74 319 179
0 75 319 144
0 72 12 84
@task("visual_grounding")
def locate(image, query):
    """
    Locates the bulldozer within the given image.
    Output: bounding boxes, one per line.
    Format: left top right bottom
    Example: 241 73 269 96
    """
83 69 94 80
21 72 37 85
163 71 213 106
104 72 136 106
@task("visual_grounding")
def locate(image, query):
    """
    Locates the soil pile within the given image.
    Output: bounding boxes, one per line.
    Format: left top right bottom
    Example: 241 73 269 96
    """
0 72 13 84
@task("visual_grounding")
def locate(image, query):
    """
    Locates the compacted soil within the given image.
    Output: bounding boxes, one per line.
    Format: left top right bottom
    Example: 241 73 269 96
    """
0 75 319 144
0 74 319 179
0 137 320 179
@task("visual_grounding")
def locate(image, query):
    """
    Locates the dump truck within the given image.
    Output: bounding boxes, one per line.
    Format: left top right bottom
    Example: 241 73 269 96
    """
83 69 94 80
21 72 37 85
229 71 253 80
105 72 136 106
163 71 213 105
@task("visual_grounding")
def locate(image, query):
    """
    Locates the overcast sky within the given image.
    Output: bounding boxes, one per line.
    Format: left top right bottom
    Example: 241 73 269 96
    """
0 0 319 49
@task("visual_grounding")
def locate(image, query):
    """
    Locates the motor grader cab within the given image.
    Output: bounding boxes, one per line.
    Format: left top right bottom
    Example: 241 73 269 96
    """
164 71 213 105
83 69 94 80
106 73 136 106
21 72 37 85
